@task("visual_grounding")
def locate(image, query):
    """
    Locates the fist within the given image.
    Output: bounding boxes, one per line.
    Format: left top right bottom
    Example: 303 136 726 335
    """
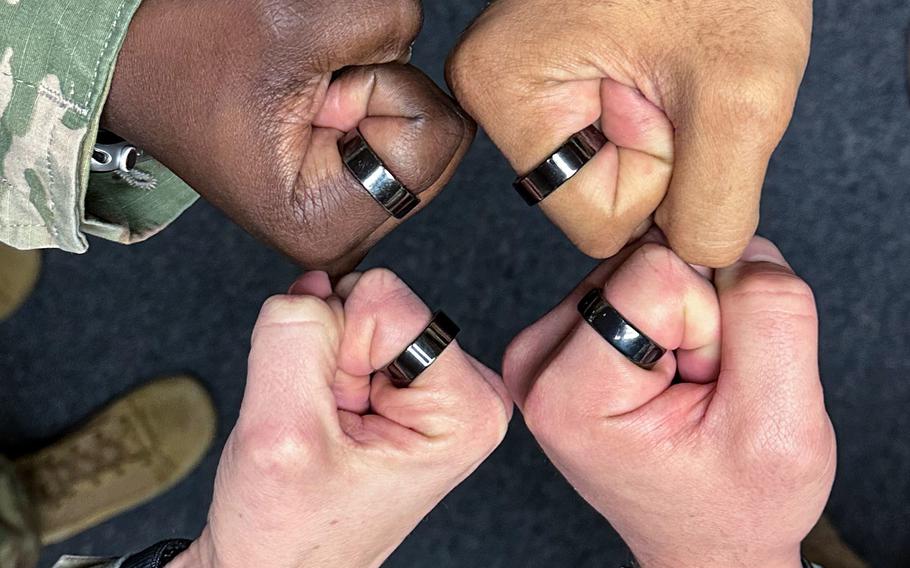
104 0 474 274
447 0 811 266
504 235 835 568
171 269 511 568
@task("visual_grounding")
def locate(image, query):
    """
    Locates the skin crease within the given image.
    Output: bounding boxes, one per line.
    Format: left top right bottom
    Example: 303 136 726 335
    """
503 235 836 568
446 0 813 267
168 269 512 568
102 0 475 275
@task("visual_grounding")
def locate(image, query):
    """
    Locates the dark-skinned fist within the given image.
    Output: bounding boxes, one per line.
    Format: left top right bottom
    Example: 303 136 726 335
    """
104 0 474 274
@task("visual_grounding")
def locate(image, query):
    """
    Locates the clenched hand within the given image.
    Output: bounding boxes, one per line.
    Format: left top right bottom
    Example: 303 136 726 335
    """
104 0 474 274
504 235 835 567
171 269 511 568
447 0 811 266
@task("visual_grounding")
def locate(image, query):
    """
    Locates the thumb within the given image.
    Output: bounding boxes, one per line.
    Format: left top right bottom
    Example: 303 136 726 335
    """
336 268 511 441
654 69 801 267
240 294 345 444
711 237 824 426
312 63 474 207
448 59 674 258
533 79 676 258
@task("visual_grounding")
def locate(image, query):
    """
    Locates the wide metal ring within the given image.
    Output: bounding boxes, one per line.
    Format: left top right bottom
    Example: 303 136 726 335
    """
340 129 420 219
513 125 608 205
578 289 666 369
386 311 460 388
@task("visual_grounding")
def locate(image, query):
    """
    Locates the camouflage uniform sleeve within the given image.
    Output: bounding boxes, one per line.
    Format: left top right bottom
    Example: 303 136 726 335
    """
0 0 198 253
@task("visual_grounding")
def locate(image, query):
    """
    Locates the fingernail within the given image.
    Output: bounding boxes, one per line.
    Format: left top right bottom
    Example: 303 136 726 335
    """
334 272 364 300
255 296 339 342
740 237 790 267
288 271 333 298
638 225 667 246
688 263 714 278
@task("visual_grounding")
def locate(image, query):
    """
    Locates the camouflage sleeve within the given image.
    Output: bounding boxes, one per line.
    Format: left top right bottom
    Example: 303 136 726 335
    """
0 0 198 253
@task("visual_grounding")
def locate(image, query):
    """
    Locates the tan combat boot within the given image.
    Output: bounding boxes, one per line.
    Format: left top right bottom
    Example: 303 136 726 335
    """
0 244 40 321
802 514 869 568
13 375 216 544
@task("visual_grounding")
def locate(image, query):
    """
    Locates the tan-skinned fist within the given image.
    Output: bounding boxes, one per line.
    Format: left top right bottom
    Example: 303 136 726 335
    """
447 0 812 266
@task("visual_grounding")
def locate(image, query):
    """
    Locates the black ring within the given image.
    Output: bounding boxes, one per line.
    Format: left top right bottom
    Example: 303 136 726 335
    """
513 125 608 205
578 289 666 369
340 129 420 219
386 311 460 387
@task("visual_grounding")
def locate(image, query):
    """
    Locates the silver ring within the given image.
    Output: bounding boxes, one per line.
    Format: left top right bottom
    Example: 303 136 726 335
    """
513 125 608 205
386 311 459 388
578 289 666 369
340 129 420 219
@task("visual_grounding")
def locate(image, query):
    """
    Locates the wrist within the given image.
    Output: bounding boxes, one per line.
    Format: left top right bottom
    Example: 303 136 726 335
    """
102 0 227 155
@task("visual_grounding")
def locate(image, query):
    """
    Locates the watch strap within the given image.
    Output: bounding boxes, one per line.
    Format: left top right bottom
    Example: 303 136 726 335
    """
121 540 192 568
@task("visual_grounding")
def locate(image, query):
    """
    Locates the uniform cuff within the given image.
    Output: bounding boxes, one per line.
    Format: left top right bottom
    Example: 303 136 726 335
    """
0 0 198 253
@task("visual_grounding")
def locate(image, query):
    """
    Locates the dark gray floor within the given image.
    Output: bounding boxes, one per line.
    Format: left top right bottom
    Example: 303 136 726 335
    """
1 1 908 566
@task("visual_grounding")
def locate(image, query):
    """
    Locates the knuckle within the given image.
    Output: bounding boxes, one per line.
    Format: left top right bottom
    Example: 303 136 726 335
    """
375 89 474 192
576 236 625 260
698 66 797 143
289 231 359 272
737 413 834 488
656 208 756 268
452 411 508 463
445 33 477 93
427 381 509 456
357 268 410 303
677 235 751 268
445 27 503 112
574 229 629 260
473 393 510 452
421 384 464 423
234 421 330 482
295 248 347 272
346 0 422 57
408 430 495 472
391 0 424 44
258 0 421 63
749 423 805 470
252 0 306 41
407 433 452 465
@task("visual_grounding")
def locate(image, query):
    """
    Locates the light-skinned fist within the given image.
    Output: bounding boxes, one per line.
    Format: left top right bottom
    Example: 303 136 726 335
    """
504 235 835 568
170 269 511 568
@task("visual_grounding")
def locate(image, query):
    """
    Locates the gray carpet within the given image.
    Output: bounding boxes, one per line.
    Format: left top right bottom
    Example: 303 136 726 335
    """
1 1 908 566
